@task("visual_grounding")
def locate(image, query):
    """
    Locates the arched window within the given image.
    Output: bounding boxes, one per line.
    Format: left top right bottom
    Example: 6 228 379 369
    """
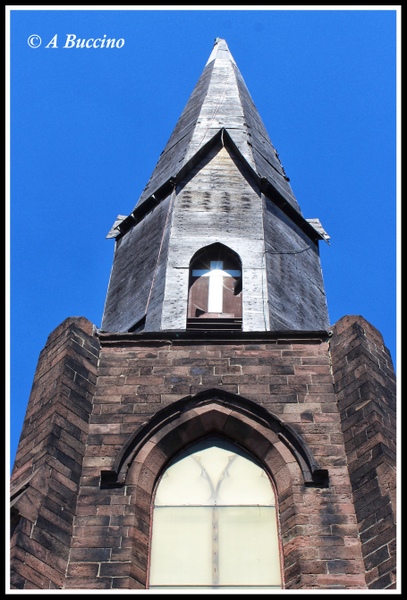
187 244 242 330
148 437 282 591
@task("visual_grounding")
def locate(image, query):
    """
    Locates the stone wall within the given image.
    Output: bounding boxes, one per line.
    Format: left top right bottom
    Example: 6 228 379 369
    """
329 315 397 589
10 317 99 589
10 316 397 590
65 328 365 589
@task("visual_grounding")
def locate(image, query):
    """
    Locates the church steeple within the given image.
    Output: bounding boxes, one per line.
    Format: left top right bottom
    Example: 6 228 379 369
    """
101 38 330 334
10 36 397 593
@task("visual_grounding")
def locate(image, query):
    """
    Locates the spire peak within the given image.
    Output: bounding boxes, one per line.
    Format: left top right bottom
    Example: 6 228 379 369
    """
134 37 300 214
206 37 235 66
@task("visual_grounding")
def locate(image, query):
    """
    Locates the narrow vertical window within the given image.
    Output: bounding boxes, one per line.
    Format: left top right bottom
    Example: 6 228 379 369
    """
187 245 242 330
149 437 282 590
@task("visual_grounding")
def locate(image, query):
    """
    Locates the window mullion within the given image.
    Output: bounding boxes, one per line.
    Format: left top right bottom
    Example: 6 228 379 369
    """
212 506 219 586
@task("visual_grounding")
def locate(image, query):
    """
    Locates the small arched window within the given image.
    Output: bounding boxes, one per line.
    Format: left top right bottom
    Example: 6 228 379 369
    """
148 437 282 591
187 244 242 330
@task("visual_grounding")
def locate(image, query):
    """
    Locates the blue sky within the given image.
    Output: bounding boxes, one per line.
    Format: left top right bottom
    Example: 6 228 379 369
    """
7 7 400 471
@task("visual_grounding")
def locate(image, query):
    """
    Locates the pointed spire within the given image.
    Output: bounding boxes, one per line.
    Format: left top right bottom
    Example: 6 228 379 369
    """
205 37 237 66
102 38 330 334
134 38 301 214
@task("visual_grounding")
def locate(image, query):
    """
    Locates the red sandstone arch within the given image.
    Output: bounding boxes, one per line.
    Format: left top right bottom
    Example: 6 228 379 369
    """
99 389 329 589
101 388 328 492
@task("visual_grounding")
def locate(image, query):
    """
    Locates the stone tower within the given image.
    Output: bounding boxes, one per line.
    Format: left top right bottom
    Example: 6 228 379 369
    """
10 38 396 591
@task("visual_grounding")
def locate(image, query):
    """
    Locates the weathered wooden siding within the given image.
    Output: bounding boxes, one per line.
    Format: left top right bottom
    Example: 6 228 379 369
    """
135 39 299 214
102 142 329 334
101 195 173 332
263 198 330 331
160 144 269 331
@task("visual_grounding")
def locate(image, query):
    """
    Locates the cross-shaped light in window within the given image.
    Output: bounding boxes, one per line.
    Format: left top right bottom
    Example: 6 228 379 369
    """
192 261 241 313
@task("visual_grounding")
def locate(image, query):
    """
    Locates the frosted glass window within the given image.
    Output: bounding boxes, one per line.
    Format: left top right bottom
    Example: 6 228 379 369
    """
150 507 213 586
218 507 281 586
149 437 282 590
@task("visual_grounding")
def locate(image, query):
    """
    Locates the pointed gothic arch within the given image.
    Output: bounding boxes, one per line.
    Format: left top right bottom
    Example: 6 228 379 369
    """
149 436 282 590
187 243 242 330
100 389 329 589
101 388 328 490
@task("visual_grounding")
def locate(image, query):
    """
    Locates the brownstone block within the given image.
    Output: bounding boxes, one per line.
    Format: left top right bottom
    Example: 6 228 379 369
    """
99 561 132 577
22 554 64 587
66 563 100 578
10 558 51 589
63 577 111 589
314 573 366 588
